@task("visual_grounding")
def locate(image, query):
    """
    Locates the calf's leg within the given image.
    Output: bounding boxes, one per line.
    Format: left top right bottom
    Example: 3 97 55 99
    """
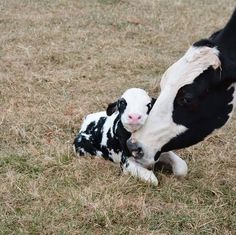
120 155 158 185
73 136 100 157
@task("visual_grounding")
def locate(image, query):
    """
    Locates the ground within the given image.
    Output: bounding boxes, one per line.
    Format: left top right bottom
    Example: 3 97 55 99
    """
0 0 236 234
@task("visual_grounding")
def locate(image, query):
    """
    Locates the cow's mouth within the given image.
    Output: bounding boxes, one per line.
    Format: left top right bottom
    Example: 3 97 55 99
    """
126 138 144 159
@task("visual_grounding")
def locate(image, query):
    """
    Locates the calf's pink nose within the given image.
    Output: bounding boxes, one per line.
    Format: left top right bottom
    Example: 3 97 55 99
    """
128 114 142 124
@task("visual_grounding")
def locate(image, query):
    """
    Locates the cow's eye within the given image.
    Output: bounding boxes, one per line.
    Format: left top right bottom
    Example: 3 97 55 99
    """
177 93 194 106
183 96 193 104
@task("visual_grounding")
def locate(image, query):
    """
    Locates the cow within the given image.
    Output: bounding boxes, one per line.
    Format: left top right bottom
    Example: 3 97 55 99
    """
125 8 236 184
73 88 188 185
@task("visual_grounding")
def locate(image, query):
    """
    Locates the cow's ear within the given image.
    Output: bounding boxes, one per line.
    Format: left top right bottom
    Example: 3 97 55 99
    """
106 101 118 116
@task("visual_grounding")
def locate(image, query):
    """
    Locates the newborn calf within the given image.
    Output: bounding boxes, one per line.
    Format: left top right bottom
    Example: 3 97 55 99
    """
73 88 155 163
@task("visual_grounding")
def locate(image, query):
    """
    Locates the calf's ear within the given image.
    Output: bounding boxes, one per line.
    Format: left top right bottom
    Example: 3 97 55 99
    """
151 98 156 107
106 101 118 116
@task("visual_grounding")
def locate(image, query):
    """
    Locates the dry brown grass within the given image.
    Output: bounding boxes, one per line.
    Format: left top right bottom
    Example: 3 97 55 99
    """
0 0 236 234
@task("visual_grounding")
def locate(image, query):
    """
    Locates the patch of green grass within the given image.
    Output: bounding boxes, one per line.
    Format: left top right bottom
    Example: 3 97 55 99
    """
0 155 44 177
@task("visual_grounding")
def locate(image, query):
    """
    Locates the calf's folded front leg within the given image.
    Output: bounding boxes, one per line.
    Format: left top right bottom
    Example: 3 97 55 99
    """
120 155 158 185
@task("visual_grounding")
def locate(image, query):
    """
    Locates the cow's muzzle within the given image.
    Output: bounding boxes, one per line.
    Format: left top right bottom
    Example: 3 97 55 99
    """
126 138 144 159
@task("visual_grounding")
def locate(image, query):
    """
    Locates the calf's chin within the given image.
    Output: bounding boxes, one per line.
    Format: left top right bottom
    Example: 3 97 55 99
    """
123 123 144 133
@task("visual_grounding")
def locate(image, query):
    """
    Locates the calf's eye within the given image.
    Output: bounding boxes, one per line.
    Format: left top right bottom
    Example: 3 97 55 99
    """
118 99 127 108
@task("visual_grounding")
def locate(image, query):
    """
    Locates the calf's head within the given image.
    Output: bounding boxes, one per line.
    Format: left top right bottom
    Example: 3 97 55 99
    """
127 10 236 166
106 88 155 133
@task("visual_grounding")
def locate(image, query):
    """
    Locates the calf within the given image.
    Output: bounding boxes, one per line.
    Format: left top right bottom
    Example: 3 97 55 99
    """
73 88 155 161
73 88 188 185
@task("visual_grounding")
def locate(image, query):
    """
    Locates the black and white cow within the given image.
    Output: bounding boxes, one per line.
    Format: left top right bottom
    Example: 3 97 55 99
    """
73 88 188 185
126 8 236 184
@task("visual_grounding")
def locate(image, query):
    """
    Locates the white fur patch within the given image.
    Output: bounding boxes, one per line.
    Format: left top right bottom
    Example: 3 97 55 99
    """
80 111 106 132
108 150 122 163
100 113 117 146
160 46 220 91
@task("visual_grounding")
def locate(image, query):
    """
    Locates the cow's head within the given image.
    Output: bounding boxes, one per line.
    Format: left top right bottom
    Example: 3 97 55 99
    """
127 16 236 166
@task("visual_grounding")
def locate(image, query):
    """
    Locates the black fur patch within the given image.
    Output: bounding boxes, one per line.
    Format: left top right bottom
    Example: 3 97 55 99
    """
74 118 107 157
74 114 131 162
193 39 215 48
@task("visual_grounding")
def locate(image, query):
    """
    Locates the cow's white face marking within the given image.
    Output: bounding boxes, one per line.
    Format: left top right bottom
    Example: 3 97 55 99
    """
130 46 222 165
120 88 152 133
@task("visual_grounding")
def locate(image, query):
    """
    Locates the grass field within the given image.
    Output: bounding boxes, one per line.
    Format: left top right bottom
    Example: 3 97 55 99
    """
0 0 236 234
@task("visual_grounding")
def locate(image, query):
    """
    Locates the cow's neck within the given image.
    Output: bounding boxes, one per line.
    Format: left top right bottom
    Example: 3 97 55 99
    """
216 9 236 48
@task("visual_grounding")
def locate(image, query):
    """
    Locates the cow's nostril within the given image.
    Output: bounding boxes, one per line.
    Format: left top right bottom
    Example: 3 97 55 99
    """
138 115 141 120
126 138 144 159
128 115 133 120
